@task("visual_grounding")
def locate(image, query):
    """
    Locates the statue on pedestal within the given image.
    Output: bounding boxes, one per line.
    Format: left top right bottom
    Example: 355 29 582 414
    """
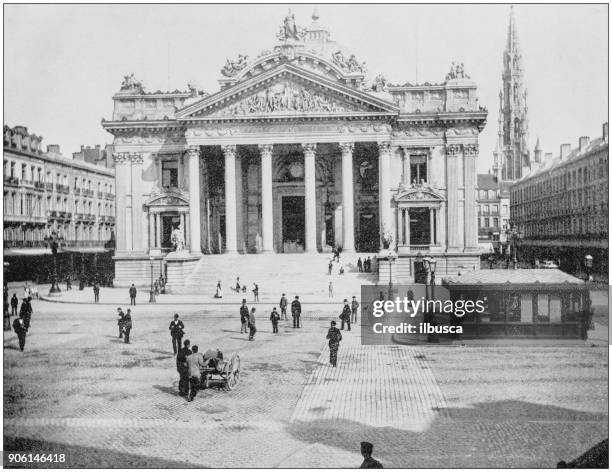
170 224 186 253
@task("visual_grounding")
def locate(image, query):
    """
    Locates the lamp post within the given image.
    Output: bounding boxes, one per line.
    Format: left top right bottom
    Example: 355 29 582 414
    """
46 231 62 295
584 254 593 282
387 250 397 300
505 225 524 270
422 256 438 343
149 256 156 303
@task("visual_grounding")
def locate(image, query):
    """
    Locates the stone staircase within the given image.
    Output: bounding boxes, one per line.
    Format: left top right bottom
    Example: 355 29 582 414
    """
172 253 380 300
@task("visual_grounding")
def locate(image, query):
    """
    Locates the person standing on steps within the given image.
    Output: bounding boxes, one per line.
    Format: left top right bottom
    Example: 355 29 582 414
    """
10 294 18 317
340 299 351 331
129 284 137 305
326 320 342 367
240 299 249 334
169 313 185 354
291 295 302 328
279 293 288 320
270 307 280 334
351 296 360 324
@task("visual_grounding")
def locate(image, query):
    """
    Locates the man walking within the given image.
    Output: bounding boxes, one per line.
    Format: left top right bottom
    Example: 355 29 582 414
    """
20 298 32 331
129 284 137 305
291 295 302 328
123 309 132 343
186 345 205 402
10 294 18 317
328 260 333 275
357 257 363 273
240 299 249 334
117 307 125 338
326 320 342 367
12 313 28 352
328 281 333 299
270 307 280 334
176 339 192 397
359 441 383 468
252 283 259 302
340 299 351 331
279 293 288 320
169 313 185 354
93 283 100 303
351 296 360 323
248 308 257 341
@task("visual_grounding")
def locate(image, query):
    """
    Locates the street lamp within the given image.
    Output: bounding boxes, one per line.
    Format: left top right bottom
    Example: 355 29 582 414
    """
149 256 156 303
584 254 593 282
422 256 439 343
505 225 524 270
45 231 62 295
387 250 397 299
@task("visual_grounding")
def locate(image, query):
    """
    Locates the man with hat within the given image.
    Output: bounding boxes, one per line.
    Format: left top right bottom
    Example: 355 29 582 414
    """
279 293 288 320
351 296 360 324
326 320 342 367
123 309 132 343
340 299 352 331
291 295 302 328
240 299 249 334
176 339 192 396
169 313 185 354
248 308 257 341
116 307 125 338
360 442 383 468
12 312 28 352
270 307 280 334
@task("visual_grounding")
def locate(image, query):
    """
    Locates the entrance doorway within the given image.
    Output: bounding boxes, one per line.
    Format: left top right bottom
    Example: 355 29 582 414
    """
161 215 180 249
281 196 305 253
409 208 431 245
358 213 378 252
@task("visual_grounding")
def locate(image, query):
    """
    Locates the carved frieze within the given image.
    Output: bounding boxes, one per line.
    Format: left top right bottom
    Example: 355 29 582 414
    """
392 126 445 138
339 123 392 134
446 125 478 137
113 130 185 145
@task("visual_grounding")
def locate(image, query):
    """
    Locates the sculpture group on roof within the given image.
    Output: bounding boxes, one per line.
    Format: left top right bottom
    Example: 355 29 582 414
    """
120 73 143 91
221 54 249 77
331 50 367 74
445 62 470 81
277 9 306 41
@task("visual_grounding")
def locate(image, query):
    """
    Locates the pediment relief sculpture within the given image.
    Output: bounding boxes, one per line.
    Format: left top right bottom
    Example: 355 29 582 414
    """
146 187 189 207
395 184 445 202
221 54 249 77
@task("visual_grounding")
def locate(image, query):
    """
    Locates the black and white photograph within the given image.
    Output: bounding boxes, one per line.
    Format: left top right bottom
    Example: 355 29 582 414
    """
2 2 609 469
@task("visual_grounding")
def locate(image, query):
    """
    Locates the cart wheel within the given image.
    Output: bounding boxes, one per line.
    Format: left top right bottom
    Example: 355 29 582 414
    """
226 372 236 391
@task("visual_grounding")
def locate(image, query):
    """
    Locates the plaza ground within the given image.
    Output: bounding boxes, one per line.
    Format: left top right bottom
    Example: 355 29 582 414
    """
3 293 609 468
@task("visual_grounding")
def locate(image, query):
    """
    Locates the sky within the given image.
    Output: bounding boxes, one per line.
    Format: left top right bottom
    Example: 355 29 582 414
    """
4 3 608 172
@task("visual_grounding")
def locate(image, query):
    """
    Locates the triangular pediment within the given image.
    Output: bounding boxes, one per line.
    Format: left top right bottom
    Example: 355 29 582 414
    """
176 63 398 121
395 184 445 202
145 189 189 207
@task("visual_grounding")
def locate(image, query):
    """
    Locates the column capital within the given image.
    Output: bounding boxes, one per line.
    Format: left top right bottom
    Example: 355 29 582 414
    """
130 152 144 165
113 152 131 165
185 146 200 159
446 144 462 157
463 143 479 157
258 143 274 157
221 144 237 158
339 142 355 154
301 142 317 155
377 141 392 154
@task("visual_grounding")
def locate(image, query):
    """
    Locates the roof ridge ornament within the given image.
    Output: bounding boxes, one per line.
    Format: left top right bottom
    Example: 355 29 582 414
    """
277 9 307 42
221 54 249 77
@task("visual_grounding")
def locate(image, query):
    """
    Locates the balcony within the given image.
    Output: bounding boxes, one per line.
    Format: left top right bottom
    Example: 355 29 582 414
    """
44 182 54 191
33 181 45 190
55 184 70 194
62 240 108 248
3 240 48 249
104 192 114 200
74 188 81 196
82 189 94 197
97 191 104 199
4 176 20 187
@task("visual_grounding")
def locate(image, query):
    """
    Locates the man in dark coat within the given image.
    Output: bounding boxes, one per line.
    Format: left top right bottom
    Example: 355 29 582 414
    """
328 260 333 275
340 299 351 331
169 313 185 354
129 284 137 305
20 298 32 330
240 299 249 334
13 313 27 352
176 339 192 396
270 307 280 334
326 320 342 367
248 308 257 341
357 257 363 273
252 283 259 302
291 296 302 328
351 296 360 323
10 294 18 317
93 283 100 303
279 293 288 320
117 307 125 338
123 309 132 343
360 442 383 468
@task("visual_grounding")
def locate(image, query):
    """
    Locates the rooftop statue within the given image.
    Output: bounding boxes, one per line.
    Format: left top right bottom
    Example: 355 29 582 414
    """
332 50 367 74
445 62 470 81
277 9 306 41
221 54 249 77
120 73 143 92
372 74 389 93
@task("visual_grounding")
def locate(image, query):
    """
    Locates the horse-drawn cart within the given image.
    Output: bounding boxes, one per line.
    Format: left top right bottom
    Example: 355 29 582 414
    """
200 352 241 391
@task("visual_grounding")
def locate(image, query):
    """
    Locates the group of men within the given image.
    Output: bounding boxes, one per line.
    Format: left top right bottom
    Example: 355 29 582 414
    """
239 293 303 340
176 339 224 402
339 296 360 331
357 257 373 273
116 307 133 343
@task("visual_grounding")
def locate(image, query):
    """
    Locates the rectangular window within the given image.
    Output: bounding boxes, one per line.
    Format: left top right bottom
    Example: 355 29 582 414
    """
162 160 179 188
409 155 427 184
484 218 490 227
493 218 499 227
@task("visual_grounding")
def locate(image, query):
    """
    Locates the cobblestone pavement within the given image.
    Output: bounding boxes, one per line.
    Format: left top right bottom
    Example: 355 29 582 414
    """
3 299 608 468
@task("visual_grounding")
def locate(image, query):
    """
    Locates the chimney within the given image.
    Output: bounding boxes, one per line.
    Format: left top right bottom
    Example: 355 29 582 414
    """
603 122 609 143
47 144 60 154
80 145 85 151
545 152 553 161
560 144 571 160
579 136 590 151
95 144 100 149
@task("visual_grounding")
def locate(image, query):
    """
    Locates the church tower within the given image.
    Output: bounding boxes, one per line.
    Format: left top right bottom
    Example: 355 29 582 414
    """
492 6 530 181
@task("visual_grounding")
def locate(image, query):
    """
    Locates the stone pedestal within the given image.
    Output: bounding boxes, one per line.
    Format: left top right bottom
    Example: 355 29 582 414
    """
164 251 200 293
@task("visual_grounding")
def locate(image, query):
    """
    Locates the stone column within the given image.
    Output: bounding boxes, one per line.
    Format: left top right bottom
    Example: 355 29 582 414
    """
378 141 392 249
113 152 131 253
463 144 479 250
430 208 435 245
180 213 187 247
155 213 161 248
446 144 461 250
401 147 411 186
258 144 274 253
186 146 202 255
340 142 355 253
148 212 155 251
302 143 318 253
130 153 144 252
222 145 238 254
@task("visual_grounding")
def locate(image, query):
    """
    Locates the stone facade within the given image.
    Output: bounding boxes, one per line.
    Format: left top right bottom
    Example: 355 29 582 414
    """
476 173 510 254
102 12 487 287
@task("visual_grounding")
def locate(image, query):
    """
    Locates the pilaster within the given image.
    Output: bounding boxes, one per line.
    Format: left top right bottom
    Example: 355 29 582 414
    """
340 142 355 253
222 144 238 254
302 142 318 253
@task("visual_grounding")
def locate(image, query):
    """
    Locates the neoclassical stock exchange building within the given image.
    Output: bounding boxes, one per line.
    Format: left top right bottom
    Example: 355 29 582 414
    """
102 12 487 289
